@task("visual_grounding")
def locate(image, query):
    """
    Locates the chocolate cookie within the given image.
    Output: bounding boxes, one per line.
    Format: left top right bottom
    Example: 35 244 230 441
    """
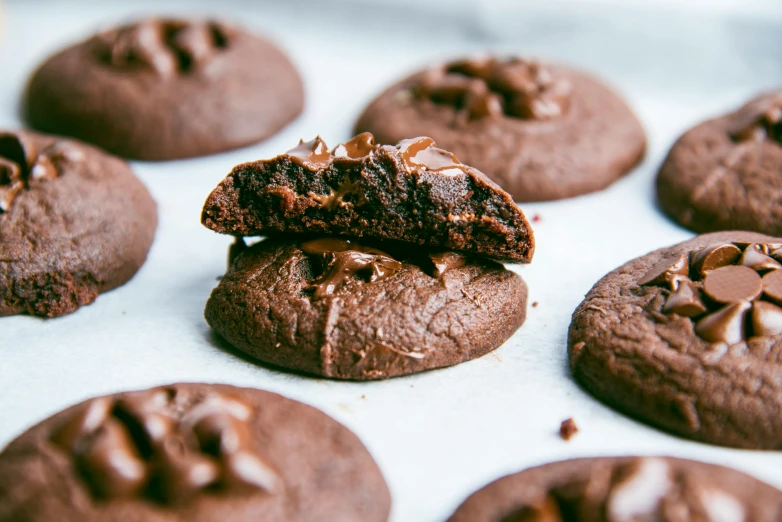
25 18 303 160
449 456 782 521
0 130 156 317
205 236 527 380
657 91 782 235
0 383 390 522
354 57 646 202
202 133 534 262
569 231 782 449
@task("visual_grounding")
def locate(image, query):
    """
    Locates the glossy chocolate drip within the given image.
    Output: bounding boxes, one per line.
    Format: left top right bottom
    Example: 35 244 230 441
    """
728 93 782 143
415 56 572 121
96 20 229 77
396 137 467 176
0 134 74 213
332 132 377 159
300 238 403 298
50 388 279 504
640 241 782 343
430 251 466 277
286 136 332 169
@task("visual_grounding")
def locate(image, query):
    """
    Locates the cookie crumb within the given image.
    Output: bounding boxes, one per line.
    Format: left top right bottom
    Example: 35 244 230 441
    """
532 301 539 308
559 417 578 441
532 214 542 223
361 395 366 400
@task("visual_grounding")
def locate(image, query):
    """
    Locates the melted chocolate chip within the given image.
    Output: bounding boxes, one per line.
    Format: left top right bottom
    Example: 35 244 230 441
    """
0 134 73 213
51 389 278 504
640 241 782 343
430 251 467 278
95 20 230 77
332 132 377 159
285 133 379 172
300 238 403 298
415 57 572 121
395 137 468 176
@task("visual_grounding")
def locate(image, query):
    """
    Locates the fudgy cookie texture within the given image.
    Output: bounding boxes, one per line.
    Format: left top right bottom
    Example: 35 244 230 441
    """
0 383 390 522
569 231 782 449
657 91 782 235
448 456 782 521
202 133 534 262
0 130 156 317
206 237 527 380
354 57 646 202
25 18 303 160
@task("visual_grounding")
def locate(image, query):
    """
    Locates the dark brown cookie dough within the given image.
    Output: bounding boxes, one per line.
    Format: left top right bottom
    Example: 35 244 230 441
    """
354 57 646 202
25 18 303 160
448 456 782 521
202 133 534 263
205 236 527 380
657 91 782 235
569 231 782 449
0 130 156 317
0 383 390 522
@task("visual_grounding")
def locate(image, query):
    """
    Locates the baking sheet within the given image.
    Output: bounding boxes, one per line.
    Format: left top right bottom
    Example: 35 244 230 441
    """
2 1 782 521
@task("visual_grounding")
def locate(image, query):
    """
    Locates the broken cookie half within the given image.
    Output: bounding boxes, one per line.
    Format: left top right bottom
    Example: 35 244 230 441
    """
201 133 534 263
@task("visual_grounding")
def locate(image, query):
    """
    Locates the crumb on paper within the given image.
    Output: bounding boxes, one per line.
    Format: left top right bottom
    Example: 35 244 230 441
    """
560 417 578 441
361 395 366 400
532 301 539 308
532 214 542 223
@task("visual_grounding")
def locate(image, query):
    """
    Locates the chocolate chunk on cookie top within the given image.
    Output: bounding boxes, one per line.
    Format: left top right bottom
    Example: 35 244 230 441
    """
569 231 782 449
448 457 782 522
205 237 527 380
202 133 534 262
0 383 390 522
657 91 782 235
25 19 303 160
0 130 156 317
355 56 646 202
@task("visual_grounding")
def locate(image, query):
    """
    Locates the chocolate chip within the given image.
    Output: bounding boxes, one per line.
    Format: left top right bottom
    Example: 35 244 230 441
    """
751 301 782 337
728 92 782 143
332 132 377 159
663 278 707 317
763 269 782 305
418 57 571 121
430 251 467 278
691 243 742 278
638 253 689 287
559 418 578 441
702 265 762 304
395 137 467 175
286 136 331 169
738 243 782 272
695 301 751 344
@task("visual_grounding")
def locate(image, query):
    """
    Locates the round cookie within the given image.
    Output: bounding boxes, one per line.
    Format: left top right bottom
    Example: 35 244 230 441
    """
25 18 303 160
206 237 528 380
657 91 782 235
355 56 646 202
0 130 156 317
0 383 390 522
448 456 782 521
569 231 782 449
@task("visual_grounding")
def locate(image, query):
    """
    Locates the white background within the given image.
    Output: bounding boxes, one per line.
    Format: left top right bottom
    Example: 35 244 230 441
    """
1 1 782 521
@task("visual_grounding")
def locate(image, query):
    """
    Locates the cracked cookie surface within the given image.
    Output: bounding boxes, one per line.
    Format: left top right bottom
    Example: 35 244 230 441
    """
657 91 782 235
354 57 646 202
448 456 782 522
25 18 303 160
205 237 527 380
568 231 782 449
0 383 390 522
0 130 156 317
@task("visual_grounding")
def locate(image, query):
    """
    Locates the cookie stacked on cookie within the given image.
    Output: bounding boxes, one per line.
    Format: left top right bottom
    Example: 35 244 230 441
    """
201 133 535 379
